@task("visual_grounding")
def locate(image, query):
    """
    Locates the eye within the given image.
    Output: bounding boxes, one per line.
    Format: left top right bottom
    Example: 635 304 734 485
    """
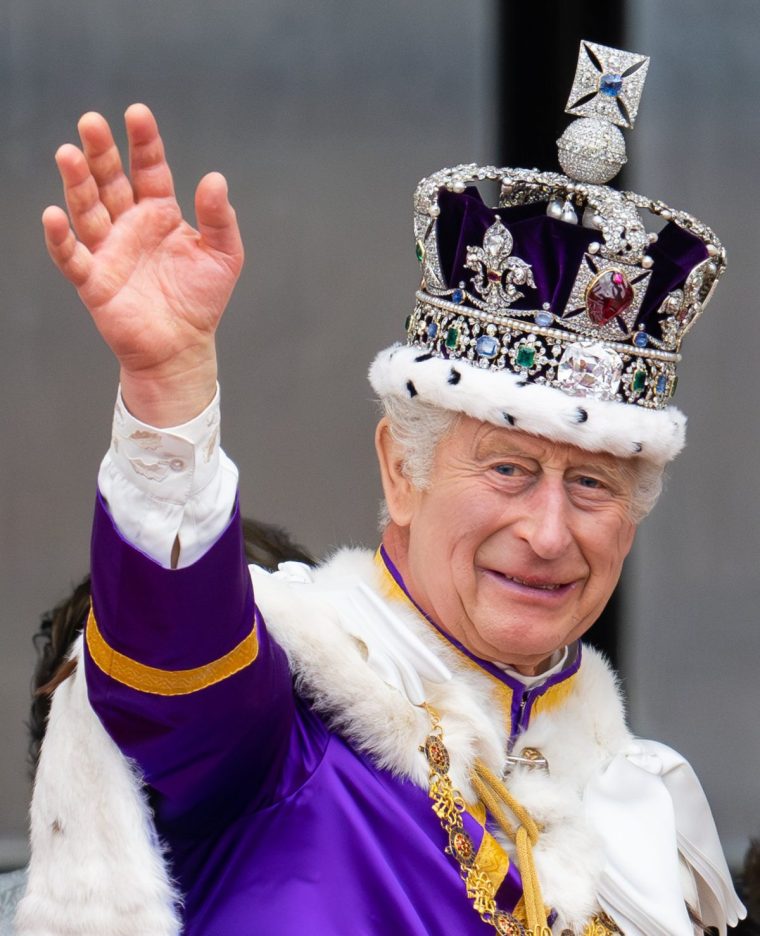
493 463 522 477
575 475 606 489
569 473 625 503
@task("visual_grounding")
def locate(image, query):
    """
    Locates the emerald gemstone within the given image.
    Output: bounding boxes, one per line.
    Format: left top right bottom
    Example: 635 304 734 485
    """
445 327 459 350
415 240 425 263
670 375 678 398
404 315 412 332
515 344 535 368
632 369 646 393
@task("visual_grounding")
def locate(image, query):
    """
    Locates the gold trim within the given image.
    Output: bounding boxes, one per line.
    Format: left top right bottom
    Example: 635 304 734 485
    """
86 606 258 696
476 829 512 894
374 550 577 725
530 672 579 719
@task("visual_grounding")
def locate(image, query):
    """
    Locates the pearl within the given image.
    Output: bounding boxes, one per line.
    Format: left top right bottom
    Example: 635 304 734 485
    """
547 198 564 219
561 201 578 224
582 206 601 229
642 255 654 269
588 242 601 255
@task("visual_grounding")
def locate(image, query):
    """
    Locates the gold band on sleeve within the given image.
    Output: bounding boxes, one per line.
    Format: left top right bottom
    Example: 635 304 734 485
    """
85 606 259 696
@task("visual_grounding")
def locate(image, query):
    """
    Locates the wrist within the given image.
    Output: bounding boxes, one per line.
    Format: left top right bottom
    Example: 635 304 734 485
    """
119 354 218 427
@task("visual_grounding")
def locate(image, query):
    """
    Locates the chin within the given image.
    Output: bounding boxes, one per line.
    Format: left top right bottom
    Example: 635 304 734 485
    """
475 631 559 667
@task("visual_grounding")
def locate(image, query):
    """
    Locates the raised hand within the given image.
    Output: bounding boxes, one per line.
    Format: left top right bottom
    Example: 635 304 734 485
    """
43 104 244 426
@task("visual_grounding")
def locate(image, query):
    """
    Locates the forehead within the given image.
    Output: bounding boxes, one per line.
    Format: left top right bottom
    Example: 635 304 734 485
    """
443 417 630 473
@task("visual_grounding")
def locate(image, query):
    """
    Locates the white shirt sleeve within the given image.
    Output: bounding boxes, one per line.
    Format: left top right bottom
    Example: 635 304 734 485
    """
98 387 239 569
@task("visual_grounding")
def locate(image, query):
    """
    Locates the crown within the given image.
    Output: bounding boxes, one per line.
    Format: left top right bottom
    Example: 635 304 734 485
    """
370 41 725 465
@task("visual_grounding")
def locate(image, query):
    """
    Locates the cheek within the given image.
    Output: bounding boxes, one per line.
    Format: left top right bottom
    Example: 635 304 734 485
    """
416 485 497 541
410 500 490 587
584 515 635 584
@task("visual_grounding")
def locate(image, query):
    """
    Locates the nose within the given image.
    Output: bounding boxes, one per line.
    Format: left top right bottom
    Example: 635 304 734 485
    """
513 477 575 560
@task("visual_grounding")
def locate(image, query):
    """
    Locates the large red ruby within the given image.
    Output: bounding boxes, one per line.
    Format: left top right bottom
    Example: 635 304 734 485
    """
586 270 633 325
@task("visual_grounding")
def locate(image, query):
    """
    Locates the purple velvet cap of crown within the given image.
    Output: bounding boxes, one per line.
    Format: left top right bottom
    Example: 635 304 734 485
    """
370 163 725 465
436 187 708 344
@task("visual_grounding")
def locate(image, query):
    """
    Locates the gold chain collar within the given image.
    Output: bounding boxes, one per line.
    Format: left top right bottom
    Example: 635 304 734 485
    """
420 705 624 936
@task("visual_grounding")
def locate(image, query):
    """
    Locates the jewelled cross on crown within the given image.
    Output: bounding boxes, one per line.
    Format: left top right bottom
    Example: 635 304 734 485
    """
558 40 650 184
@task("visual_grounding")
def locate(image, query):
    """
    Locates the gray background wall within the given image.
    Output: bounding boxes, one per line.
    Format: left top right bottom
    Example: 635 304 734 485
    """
626 0 760 869
0 0 756 877
0 0 495 867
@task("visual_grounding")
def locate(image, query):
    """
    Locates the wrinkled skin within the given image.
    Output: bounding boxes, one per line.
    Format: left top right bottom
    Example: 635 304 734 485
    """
377 417 637 674
43 104 243 427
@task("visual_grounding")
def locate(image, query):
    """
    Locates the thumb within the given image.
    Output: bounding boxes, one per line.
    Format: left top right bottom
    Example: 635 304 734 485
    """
195 171 244 265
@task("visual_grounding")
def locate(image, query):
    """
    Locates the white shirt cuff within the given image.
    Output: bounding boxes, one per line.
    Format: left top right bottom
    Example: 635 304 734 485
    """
98 387 238 569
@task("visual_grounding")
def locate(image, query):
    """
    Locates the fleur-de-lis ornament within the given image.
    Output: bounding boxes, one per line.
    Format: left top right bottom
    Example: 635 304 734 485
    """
465 217 535 309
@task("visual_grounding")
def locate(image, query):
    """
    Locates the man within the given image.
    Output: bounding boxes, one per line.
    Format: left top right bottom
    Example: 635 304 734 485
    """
18 43 745 936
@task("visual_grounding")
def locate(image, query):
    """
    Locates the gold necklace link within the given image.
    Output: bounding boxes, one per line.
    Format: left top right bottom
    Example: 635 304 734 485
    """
421 705 527 935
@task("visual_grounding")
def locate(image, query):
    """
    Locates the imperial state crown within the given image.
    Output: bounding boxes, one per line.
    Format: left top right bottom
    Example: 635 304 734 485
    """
370 40 725 466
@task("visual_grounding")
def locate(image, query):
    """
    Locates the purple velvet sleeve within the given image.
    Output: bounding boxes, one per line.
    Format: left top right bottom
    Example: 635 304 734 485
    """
85 493 302 835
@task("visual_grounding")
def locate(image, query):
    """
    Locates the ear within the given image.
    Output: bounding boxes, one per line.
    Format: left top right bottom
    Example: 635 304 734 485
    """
374 417 417 527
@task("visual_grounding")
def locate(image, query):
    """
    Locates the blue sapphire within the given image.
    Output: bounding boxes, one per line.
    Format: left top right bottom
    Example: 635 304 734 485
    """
600 73 623 97
633 332 649 348
427 322 439 339
534 311 553 327
452 288 465 304
656 374 668 394
475 335 499 358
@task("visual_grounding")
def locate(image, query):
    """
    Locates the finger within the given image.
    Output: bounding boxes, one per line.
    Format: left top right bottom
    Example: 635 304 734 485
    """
124 103 176 201
42 205 94 288
78 111 135 220
54 144 113 249
195 172 245 266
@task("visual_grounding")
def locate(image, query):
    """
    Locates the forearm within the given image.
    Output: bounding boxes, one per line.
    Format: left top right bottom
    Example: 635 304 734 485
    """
87 496 295 828
88 394 296 828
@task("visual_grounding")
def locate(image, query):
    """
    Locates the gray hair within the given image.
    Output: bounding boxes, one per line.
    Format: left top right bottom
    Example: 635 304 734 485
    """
378 394 664 528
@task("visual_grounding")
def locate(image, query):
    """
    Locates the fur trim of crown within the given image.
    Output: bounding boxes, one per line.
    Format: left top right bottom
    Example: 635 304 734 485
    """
369 343 686 465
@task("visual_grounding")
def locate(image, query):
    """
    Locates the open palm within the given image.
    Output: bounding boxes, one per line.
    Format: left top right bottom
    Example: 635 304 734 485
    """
43 104 244 424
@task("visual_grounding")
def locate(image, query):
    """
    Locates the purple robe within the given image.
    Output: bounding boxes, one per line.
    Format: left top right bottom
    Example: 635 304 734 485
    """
85 495 580 935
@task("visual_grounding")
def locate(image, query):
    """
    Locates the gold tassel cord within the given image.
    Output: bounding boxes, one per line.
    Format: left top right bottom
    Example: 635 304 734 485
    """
470 771 518 840
473 762 541 842
472 761 549 935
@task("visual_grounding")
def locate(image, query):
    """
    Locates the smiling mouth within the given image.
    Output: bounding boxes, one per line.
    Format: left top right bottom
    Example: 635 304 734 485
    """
505 575 564 591
484 569 576 595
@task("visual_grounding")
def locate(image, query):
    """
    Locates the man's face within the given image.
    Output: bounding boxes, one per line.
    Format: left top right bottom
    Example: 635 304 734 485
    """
381 417 637 673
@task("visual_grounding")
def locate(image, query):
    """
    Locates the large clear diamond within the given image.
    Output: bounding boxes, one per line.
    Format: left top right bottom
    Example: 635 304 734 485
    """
557 342 623 400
